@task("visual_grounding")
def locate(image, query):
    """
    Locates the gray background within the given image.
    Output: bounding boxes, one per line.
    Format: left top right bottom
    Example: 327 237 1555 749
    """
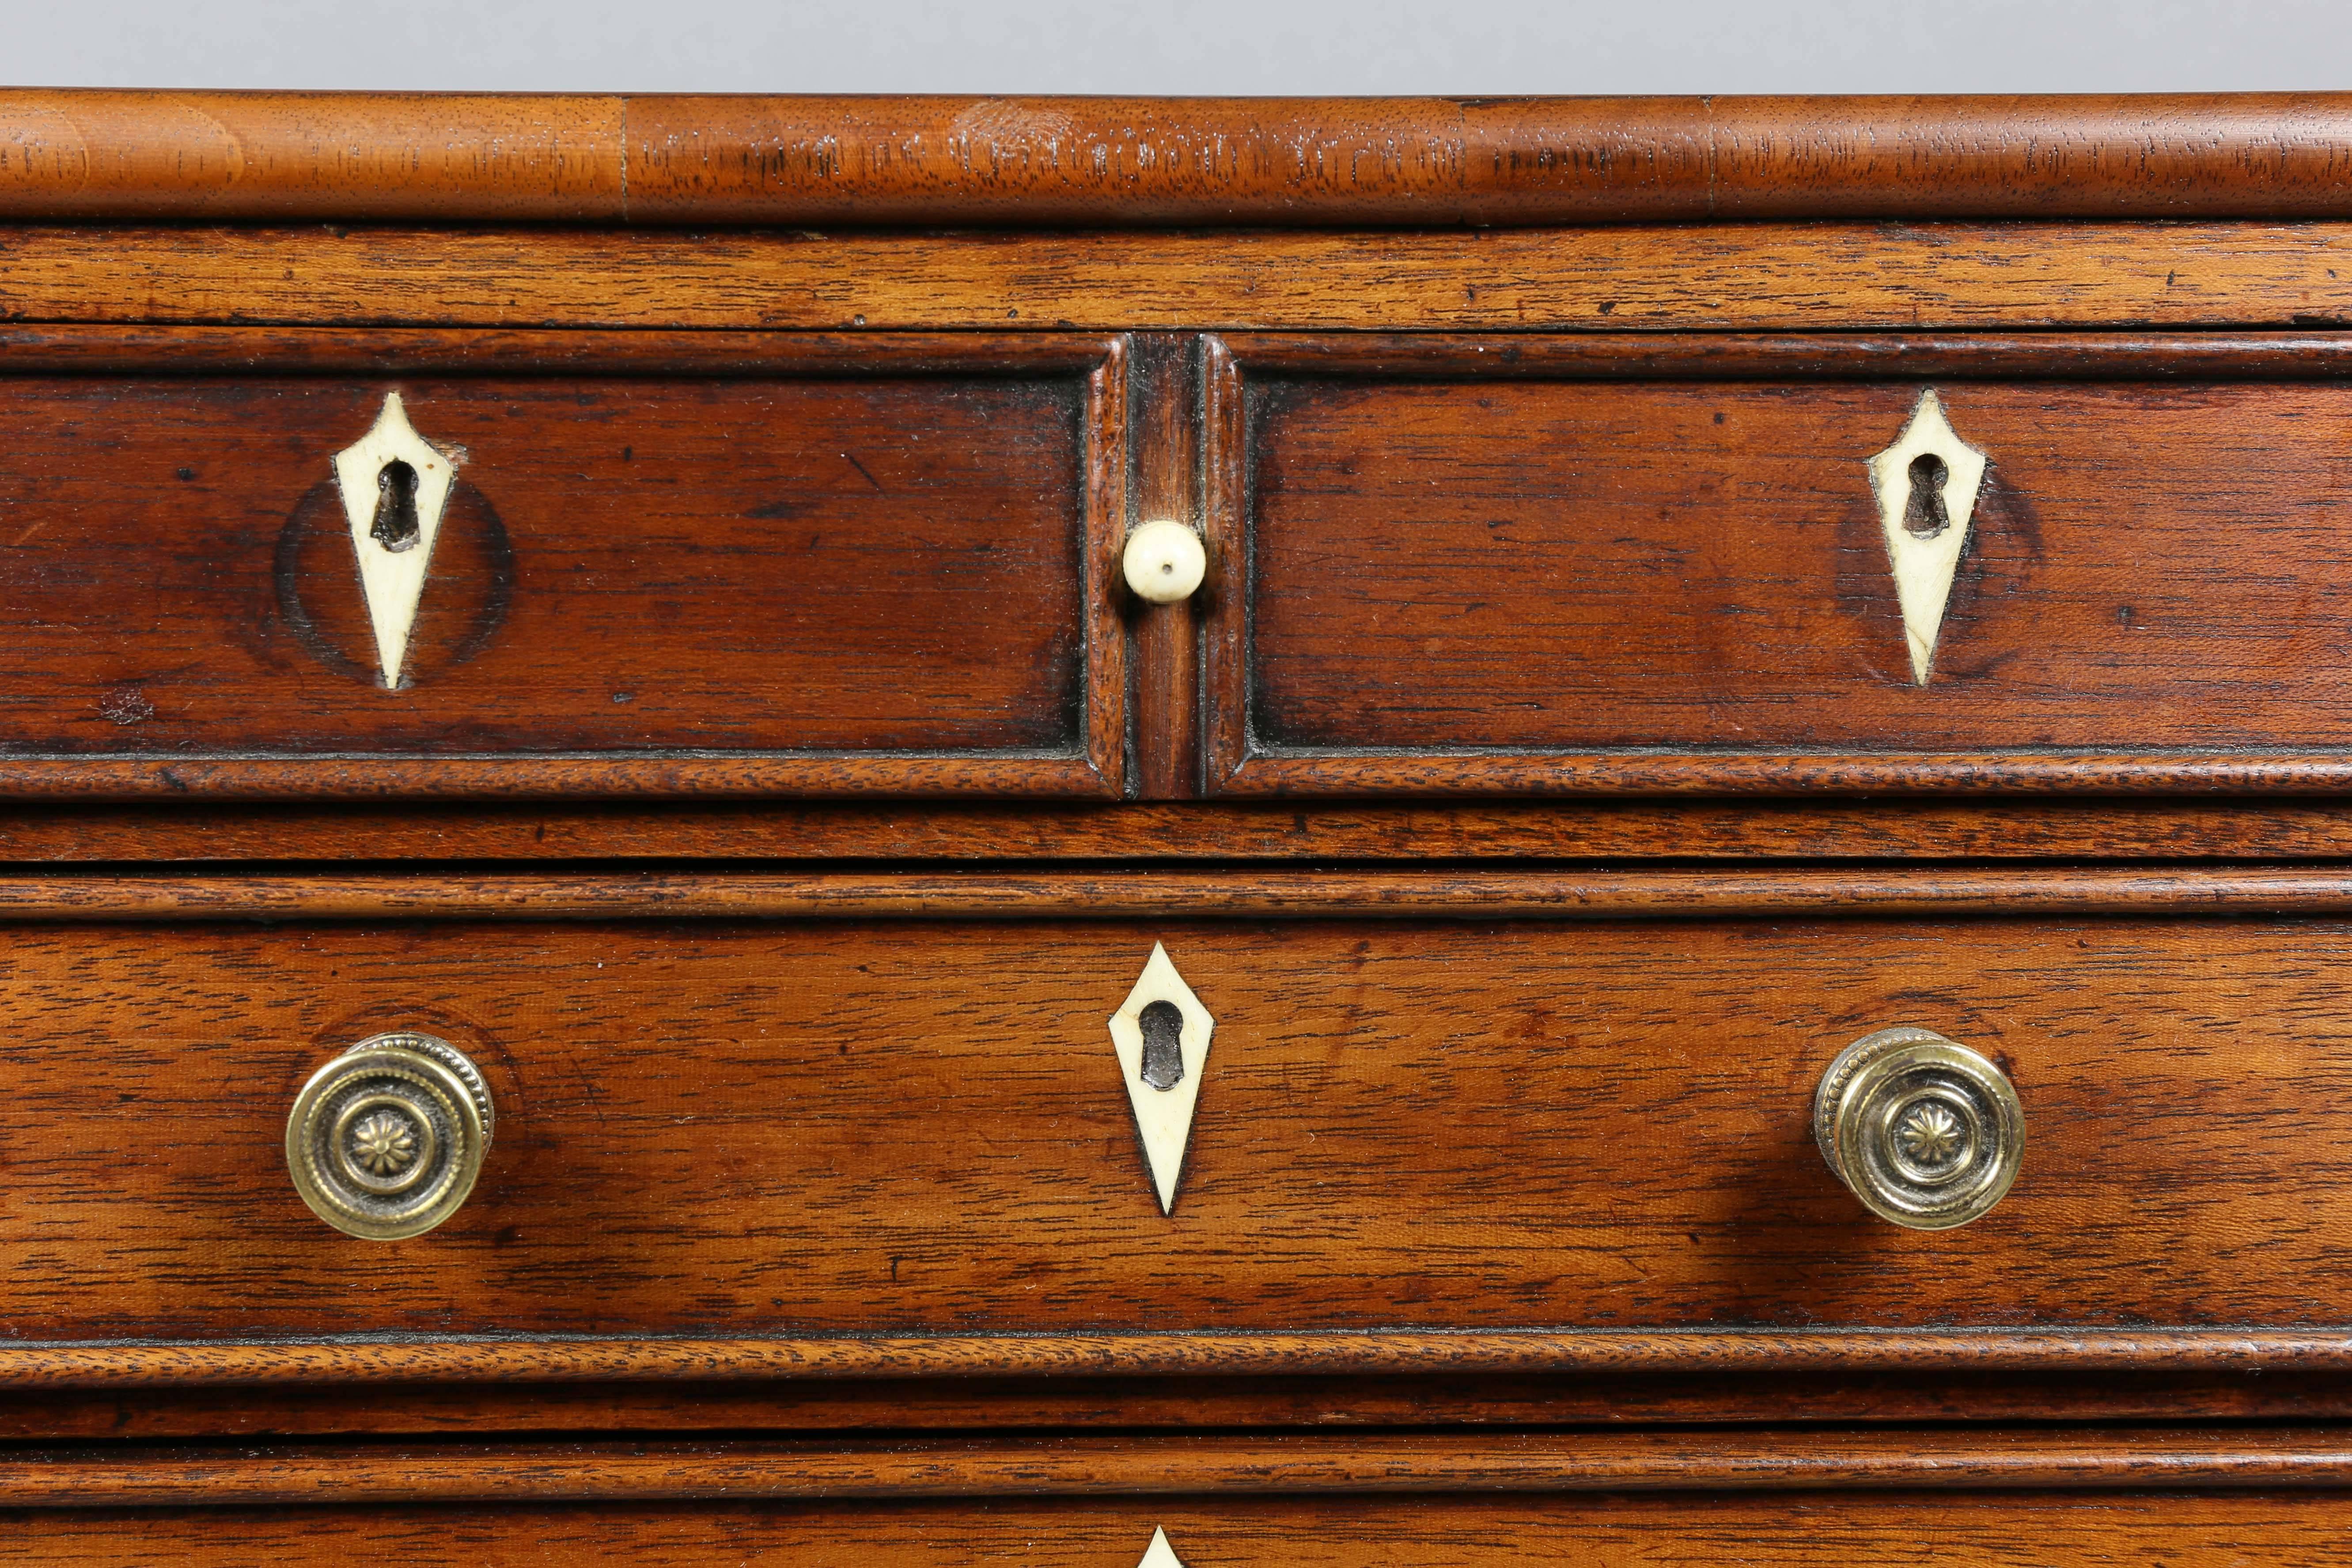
3 0 2346 94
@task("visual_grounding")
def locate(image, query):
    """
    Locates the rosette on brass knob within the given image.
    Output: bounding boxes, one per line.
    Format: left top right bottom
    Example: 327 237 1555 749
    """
1813 1026 2022 1231
285 1031 495 1240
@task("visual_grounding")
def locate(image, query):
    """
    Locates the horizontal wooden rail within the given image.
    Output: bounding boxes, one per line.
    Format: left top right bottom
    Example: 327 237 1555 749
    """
4 1330 2352 1388
3 1428 2350 1504
0 865 2351 922
13 799 2352 866
5 93 2352 226
6 222 2347 334
9 325 2352 379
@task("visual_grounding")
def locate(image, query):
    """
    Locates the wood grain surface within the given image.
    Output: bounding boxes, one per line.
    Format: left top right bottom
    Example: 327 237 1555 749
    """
0 93 628 223
2 864 2352 921
1128 333 1205 800
0 333 1126 797
1 1429 2348 1506
1210 338 2352 793
19 91 2352 1530
29 799 2352 864
11 1329 2352 1390
4 906 2352 1352
9 93 2352 225
11 1366 2350 1439
1225 329 2352 379
7 223 2352 333
4 1493 2352 1566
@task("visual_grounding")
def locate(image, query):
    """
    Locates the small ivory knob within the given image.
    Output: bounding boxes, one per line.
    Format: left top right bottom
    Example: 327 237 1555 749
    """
1122 520 1207 604
1814 1026 2022 1231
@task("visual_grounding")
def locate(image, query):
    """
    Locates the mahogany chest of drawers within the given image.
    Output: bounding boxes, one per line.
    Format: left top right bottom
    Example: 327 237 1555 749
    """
5 91 2352 1563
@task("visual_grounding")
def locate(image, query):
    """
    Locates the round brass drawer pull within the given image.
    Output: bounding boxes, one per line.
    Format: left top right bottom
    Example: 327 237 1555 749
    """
285 1031 495 1241
1813 1026 2022 1231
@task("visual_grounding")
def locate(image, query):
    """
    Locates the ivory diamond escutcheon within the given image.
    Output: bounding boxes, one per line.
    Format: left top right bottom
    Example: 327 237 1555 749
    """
1868 388 1988 686
332 392 459 689
1108 944 1215 1215
1135 1527 1185 1568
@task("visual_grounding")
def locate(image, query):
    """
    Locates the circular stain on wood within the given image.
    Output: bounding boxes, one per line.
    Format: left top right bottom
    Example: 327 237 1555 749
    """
274 478 515 690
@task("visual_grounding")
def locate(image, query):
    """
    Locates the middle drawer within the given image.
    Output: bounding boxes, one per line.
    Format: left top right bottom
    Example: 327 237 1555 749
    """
1 870 2343 1356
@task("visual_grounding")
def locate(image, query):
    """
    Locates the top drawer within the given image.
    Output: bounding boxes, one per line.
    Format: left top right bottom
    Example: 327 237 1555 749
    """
1204 333 2352 796
0 330 1127 798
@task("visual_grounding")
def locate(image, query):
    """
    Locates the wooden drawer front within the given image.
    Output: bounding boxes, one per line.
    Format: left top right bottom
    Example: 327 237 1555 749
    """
0 331 1125 798
2 1429 2350 1562
5 1492 2352 1567
1205 333 2352 795
8 882 2352 1367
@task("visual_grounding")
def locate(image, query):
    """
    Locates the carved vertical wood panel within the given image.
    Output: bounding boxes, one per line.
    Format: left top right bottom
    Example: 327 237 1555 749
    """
1129 333 1205 798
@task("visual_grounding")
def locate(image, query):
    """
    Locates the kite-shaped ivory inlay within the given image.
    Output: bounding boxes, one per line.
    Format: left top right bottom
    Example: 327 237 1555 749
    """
1869 389 1988 686
1134 1527 1185 1568
1108 944 1215 1215
332 392 458 689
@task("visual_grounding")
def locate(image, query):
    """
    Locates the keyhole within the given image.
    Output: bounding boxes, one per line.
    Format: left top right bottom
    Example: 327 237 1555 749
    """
1903 452 1951 539
1138 1000 1185 1091
371 460 421 553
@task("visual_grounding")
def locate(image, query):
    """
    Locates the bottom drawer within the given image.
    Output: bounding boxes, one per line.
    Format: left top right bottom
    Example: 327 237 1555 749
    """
5 1492 2350 1565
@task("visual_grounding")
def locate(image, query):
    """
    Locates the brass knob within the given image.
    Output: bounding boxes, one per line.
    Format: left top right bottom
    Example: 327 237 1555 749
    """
1813 1026 2022 1231
285 1031 495 1240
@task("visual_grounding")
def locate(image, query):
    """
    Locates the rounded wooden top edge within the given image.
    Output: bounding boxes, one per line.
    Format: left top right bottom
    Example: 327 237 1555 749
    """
3 91 2352 226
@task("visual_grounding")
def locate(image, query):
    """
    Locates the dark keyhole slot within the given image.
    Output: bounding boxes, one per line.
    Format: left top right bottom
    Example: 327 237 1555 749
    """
371 460 422 553
1902 452 1951 539
1138 1000 1185 1091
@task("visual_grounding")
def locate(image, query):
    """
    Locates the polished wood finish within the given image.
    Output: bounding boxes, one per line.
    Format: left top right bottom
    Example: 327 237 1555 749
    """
2 899 2351 1358
10 95 2351 1544
10 94 2352 226
32 799 2352 863
0 324 1119 373
1208 333 2352 794
14 1367 2352 1439
13 1329 2352 1390
1223 328 2352 379
4 1429 2350 1506
0 93 627 222
10 1494 2352 1567
3 864 2352 921
8 223 2352 333
1127 334 1205 799
0 331 1126 797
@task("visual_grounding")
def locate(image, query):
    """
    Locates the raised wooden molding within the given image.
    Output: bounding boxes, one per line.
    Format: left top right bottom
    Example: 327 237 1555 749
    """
5 1365 2346 1438
0 1428 2345 1505
7 93 2352 226
5 1330 2352 1389
16 797 2352 865
8 865 2352 922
